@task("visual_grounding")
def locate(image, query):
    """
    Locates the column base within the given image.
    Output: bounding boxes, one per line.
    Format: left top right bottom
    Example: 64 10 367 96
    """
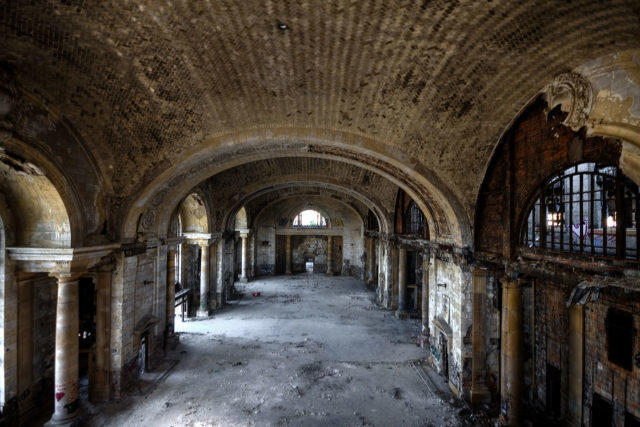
326 270 334 276
470 385 491 404
45 407 84 426
395 310 409 319
196 309 211 318
239 277 248 282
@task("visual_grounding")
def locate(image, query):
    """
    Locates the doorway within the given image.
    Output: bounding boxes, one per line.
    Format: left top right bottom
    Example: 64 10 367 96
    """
546 364 561 417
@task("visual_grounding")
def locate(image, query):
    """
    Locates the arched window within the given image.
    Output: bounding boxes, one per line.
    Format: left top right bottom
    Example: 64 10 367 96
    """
293 210 327 228
405 201 426 236
521 163 638 260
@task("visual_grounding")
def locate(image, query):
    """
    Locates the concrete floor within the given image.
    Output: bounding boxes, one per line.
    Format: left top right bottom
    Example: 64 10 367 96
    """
88 275 464 426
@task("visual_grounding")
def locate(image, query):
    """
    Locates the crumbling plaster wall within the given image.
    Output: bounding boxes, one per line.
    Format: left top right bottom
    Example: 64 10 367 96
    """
428 251 472 396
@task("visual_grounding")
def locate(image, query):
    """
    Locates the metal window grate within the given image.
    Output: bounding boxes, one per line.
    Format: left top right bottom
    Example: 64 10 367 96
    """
521 163 638 260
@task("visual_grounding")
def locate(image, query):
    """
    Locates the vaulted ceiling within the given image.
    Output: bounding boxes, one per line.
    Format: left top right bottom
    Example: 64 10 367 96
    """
1 1 639 244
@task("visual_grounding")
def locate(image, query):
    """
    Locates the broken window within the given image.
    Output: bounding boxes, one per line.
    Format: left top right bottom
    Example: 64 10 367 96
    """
293 209 327 228
606 308 633 370
521 163 639 260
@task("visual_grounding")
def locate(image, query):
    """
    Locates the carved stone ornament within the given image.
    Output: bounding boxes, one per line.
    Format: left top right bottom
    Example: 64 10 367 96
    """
545 72 593 131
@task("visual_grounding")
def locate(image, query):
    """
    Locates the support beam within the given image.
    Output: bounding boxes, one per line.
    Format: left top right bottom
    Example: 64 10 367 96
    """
367 237 376 284
568 304 584 426
396 246 408 319
500 278 523 426
47 272 81 425
165 250 177 336
197 242 210 318
421 253 430 338
285 235 292 275
471 269 491 404
239 233 249 282
326 236 333 275
90 267 112 403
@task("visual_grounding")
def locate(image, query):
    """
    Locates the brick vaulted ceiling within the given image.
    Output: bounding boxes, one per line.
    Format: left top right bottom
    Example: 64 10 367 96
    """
1 1 639 236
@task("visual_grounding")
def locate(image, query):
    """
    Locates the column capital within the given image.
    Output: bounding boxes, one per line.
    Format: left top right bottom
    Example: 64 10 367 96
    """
499 276 522 289
48 262 84 282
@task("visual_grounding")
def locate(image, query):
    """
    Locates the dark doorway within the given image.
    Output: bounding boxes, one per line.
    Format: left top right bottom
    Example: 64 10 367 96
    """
78 277 96 379
592 393 613 427
440 332 449 380
138 333 148 375
546 364 561 417
275 235 286 274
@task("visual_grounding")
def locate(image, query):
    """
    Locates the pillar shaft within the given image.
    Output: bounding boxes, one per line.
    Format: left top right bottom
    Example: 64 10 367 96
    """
285 235 292 275
239 235 248 282
391 245 399 310
49 274 80 424
500 278 523 426
421 254 429 336
166 251 177 334
326 236 333 275
396 247 408 317
367 237 376 284
568 305 584 426
90 270 111 403
197 243 210 317
471 269 491 404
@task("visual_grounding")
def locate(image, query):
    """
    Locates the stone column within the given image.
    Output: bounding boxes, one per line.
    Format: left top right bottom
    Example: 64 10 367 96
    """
166 250 177 335
568 304 584 426
471 269 491 404
367 237 376 284
285 235 292 275
500 278 523 426
47 273 81 425
383 241 394 309
421 253 430 337
391 244 399 310
197 242 210 318
326 236 334 275
239 233 249 282
377 240 384 303
396 246 408 318
90 268 112 402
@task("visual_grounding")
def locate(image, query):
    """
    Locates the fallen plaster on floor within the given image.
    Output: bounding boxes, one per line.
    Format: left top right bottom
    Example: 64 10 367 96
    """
87 274 466 426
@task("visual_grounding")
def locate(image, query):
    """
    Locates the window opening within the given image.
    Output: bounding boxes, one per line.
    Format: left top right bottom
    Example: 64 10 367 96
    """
293 210 327 228
521 163 638 260
606 308 633 370
405 202 425 236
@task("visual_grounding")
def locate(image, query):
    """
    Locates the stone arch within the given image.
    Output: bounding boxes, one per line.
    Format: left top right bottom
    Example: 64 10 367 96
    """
0 156 71 248
176 192 210 234
234 207 248 231
120 132 471 246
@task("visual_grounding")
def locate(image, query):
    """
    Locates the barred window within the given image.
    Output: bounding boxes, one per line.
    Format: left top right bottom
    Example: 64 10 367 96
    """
521 163 638 260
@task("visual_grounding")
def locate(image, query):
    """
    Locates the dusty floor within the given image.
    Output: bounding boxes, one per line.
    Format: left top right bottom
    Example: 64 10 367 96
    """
88 275 465 426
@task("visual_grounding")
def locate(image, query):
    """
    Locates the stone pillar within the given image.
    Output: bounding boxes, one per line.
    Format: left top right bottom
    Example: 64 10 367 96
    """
90 268 112 402
500 278 523 426
471 269 491 404
17 275 33 398
239 233 249 282
285 235 292 275
326 236 334 275
166 250 177 335
421 253 429 337
383 241 394 309
377 240 384 303
568 304 584 426
396 246 408 318
391 244 399 310
47 273 81 425
197 242 210 318
367 237 376 284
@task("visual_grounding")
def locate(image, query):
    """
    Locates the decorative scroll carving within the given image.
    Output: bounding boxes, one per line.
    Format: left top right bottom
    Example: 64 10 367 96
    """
545 72 593 131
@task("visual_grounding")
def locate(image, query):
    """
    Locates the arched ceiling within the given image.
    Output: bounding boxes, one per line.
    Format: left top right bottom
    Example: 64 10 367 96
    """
2 1 639 244
195 158 399 233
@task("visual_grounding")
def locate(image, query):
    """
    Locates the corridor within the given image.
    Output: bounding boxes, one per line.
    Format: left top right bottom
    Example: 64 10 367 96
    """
88 275 463 426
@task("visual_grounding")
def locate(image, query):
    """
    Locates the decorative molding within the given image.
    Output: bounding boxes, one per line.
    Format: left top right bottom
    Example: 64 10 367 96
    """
545 72 593 131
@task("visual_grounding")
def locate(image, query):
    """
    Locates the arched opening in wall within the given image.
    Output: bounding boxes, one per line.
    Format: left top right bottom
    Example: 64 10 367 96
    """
293 210 327 228
395 190 429 239
520 163 638 260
